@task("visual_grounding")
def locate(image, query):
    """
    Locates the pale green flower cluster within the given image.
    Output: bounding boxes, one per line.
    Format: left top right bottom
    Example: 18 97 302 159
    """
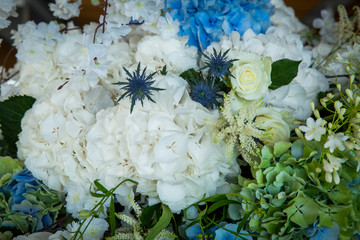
297 74 360 184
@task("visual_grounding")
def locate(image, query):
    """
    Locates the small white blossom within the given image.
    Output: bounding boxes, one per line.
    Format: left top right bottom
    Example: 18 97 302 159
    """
298 117 326 141
324 132 349 152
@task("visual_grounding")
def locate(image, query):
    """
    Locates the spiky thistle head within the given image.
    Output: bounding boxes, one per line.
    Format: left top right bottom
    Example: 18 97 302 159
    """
114 63 164 113
202 48 236 81
189 73 222 109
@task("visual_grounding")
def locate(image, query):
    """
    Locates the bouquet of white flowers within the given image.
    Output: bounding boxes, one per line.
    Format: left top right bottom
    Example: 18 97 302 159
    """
0 0 359 239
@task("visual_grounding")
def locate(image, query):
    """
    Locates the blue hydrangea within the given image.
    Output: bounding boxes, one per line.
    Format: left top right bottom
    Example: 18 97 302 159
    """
165 0 274 50
214 223 253 240
2 169 40 206
185 223 217 240
306 222 340 240
0 168 62 233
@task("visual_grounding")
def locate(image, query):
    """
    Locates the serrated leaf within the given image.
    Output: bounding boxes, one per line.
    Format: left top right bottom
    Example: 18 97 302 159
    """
0 95 36 156
269 59 301 90
145 204 173 240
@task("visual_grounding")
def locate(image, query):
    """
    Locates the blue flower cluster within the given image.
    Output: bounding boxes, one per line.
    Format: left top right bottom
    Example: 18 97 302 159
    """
165 0 274 50
0 169 62 233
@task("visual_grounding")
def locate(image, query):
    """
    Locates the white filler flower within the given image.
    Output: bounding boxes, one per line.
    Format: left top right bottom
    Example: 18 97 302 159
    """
298 117 326 141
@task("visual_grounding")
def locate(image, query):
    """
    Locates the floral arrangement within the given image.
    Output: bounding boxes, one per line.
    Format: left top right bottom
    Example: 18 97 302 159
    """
0 0 359 239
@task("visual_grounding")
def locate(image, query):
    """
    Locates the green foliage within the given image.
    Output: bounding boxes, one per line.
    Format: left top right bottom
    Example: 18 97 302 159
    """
180 68 201 85
73 179 138 240
0 95 36 156
159 65 168 75
269 59 301 90
0 156 23 187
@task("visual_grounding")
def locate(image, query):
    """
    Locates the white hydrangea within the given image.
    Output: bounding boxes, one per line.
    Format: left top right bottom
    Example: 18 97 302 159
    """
203 26 329 120
270 0 307 33
86 74 239 212
17 84 114 192
134 35 198 74
106 0 164 27
51 218 108 240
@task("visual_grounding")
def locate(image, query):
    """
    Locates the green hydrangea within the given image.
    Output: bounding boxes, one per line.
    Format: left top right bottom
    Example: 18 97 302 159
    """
229 141 360 239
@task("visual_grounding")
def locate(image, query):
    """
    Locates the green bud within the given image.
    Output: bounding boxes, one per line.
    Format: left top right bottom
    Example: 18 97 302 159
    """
78 210 93 219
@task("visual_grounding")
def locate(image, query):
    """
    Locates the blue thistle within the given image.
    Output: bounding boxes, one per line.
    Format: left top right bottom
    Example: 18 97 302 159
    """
202 48 236 81
190 74 222 109
115 63 164 113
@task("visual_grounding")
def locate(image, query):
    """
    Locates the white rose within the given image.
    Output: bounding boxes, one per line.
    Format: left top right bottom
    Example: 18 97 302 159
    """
255 108 292 145
230 52 272 100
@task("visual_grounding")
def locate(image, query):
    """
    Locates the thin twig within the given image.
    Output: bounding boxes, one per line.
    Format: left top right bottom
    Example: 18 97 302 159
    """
325 74 350 78
38 214 72 232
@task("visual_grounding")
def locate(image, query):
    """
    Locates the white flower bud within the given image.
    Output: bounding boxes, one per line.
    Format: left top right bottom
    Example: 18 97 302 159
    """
355 96 360 106
295 128 304 138
345 89 353 101
310 101 315 112
336 83 341 92
334 101 343 114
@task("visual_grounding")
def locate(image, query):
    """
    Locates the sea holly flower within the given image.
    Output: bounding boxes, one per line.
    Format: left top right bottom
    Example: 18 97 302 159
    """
202 48 236 81
298 117 326 141
190 75 222 109
115 63 164 113
324 132 349 152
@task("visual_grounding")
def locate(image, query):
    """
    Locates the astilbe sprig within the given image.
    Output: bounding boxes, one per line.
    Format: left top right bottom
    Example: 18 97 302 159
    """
212 89 263 164
114 63 164 113
106 196 177 240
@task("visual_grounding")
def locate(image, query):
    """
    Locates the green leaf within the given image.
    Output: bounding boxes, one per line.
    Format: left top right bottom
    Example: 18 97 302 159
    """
0 95 36 156
269 59 301 90
89 191 106 198
159 65 167 75
109 196 116 236
207 199 239 214
237 209 254 232
179 68 201 85
93 179 109 194
140 204 161 228
145 204 173 240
